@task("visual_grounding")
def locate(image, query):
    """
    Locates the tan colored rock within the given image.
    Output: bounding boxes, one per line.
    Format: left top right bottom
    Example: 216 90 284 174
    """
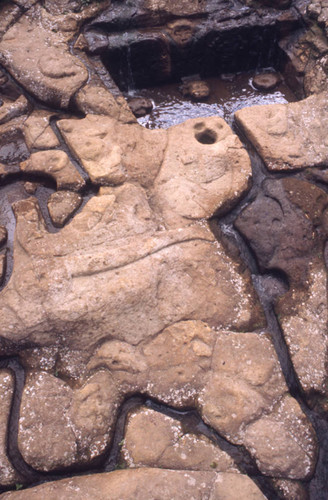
0 469 266 500
0 96 29 126
20 150 85 191
47 191 82 227
74 84 135 123
0 370 21 486
244 395 317 479
0 186 262 350
151 117 252 228
18 370 117 471
122 407 238 472
0 14 88 108
167 19 195 46
23 111 60 150
89 324 317 479
57 114 167 187
235 93 328 171
197 332 316 479
181 79 210 100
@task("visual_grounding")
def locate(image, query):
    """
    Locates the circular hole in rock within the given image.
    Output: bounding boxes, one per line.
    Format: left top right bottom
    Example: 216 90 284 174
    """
195 128 217 144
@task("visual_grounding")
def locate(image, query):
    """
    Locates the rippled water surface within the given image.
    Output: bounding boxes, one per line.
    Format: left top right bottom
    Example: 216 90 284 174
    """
131 71 296 129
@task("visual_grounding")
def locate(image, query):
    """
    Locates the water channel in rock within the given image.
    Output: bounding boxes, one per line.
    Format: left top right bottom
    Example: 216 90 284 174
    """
126 70 296 129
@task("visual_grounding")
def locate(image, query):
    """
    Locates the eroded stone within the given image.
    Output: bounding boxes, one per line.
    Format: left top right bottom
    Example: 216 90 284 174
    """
20 150 85 191
122 406 238 472
0 469 266 499
47 191 82 227
0 14 88 108
235 93 328 171
23 111 60 150
18 370 116 471
0 370 21 487
235 179 328 399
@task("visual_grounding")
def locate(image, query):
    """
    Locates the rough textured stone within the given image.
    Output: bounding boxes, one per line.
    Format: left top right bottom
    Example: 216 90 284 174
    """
0 96 29 126
88 325 317 479
181 79 210 100
23 111 60 150
57 114 167 187
252 72 281 91
244 395 316 479
0 469 266 499
18 370 116 471
235 93 328 170
122 407 238 472
0 187 263 350
20 150 85 191
0 226 7 247
235 179 328 399
47 191 82 227
0 1 21 42
0 14 88 108
74 84 135 123
0 370 21 487
0 116 29 167
127 97 153 117
151 117 252 228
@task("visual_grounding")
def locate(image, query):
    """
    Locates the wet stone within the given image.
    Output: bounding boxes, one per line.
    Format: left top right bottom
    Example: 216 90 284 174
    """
252 72 282 91
180 79 211 101
127 97 153 118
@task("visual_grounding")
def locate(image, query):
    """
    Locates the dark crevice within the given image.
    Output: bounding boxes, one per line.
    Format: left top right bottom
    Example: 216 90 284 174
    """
219 125 328 500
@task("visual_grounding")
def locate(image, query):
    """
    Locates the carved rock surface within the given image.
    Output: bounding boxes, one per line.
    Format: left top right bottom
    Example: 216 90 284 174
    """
0 14 88 108
235 92 328 170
